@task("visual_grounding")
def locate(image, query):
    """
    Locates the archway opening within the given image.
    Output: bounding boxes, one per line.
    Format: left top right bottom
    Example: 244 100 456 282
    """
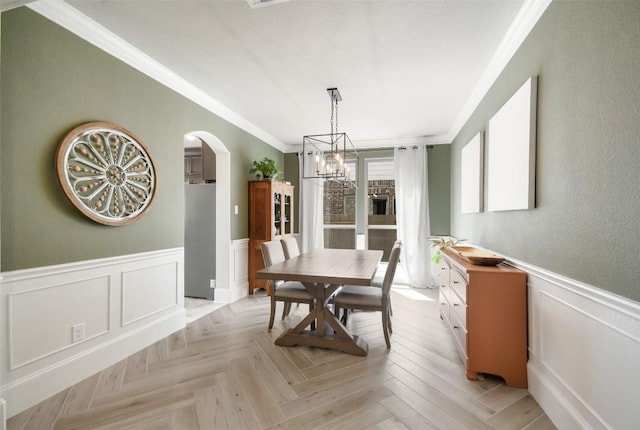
183 132 231 306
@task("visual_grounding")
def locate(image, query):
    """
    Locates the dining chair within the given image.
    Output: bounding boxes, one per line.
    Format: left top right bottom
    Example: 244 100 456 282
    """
281 236 300 259
261 240 315 330
333 241 402 348
371 240 402 316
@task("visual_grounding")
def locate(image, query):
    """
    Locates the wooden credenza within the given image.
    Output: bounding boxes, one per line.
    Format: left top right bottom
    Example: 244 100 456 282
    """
248 180 294 295
438 248 528 388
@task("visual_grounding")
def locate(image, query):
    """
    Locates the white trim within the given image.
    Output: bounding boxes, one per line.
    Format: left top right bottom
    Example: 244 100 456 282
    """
27 0 286 153
231 239 250 302
447 0 552 142
323 224 356 230
0 398 5 430
7 274 111 370
1 249 185 418
0 247 183 282
366 225 397 230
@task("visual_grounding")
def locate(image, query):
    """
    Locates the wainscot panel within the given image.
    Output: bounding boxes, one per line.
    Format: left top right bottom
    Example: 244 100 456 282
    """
231 238 249 303
509 257 640 430
0 248 185 418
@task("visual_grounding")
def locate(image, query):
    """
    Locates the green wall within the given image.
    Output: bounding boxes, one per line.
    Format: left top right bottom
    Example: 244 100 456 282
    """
1 8 283 271
451 1 640 302
426 144 450 235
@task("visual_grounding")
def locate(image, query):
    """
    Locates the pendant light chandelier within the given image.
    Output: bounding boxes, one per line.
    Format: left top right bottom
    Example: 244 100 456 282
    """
302 88 357 184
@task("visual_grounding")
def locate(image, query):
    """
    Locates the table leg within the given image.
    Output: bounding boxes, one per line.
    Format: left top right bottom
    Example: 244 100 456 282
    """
274 282 368 356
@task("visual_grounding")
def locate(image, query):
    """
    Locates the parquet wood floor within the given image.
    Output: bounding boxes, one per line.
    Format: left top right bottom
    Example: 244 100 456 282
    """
7 286 556 430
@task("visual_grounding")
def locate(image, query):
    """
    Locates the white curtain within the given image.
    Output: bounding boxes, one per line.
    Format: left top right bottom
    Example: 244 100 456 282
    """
394 145 435 288
298 152 324 253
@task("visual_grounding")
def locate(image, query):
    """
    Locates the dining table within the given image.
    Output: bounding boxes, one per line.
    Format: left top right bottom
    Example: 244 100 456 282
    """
255 248 383 356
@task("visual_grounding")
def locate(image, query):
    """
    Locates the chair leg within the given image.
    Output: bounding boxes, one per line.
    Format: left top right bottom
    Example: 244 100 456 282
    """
268 296 276 330
387 306 393 334
341 308 349 325
282 302 291 319
382 309 391 349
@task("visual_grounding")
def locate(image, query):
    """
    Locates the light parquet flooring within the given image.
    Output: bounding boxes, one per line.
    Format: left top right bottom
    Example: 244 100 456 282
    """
8 287 556 430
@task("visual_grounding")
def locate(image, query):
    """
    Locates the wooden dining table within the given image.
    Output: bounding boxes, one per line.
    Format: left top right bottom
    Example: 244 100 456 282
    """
255 248 383 356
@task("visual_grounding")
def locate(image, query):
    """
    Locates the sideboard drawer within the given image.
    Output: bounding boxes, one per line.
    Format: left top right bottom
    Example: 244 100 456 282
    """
450 269 467 303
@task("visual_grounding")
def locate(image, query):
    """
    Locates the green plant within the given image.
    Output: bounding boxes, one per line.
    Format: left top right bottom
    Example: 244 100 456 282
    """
428 236 466 264
249 157 281 180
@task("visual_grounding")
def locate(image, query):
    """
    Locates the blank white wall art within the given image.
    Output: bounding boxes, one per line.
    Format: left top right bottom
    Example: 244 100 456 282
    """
460 132 484 214
487 76 537 211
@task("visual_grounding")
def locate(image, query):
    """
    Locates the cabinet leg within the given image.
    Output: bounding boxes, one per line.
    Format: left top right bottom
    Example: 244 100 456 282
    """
466 371 479 381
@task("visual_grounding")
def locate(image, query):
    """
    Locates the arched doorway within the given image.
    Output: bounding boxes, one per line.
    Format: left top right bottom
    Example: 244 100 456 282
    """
183 131 231 299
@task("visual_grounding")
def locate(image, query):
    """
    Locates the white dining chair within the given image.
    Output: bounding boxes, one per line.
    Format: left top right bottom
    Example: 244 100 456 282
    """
333 241 402 348
261 240 315 330
281 237 300 259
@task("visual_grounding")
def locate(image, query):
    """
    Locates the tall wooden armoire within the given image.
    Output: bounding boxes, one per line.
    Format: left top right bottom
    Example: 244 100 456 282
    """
248 180 294 295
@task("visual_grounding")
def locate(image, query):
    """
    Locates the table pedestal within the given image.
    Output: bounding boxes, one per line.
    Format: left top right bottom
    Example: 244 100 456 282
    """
274 283 369 356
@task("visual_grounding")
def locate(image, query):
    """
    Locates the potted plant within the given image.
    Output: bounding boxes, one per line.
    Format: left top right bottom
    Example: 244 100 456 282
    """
249 157 281 180
428 236 465 264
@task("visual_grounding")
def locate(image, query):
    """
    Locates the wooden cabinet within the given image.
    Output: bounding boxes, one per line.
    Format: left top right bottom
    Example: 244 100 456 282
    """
248 180 294 295
438 248 528 388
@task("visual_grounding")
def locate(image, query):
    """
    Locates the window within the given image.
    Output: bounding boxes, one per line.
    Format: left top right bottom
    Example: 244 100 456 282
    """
366 159 396 261
323 160 357 249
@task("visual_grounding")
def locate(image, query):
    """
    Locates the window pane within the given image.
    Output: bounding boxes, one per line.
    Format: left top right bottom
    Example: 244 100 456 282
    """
367 160 396 226
323 180 356 225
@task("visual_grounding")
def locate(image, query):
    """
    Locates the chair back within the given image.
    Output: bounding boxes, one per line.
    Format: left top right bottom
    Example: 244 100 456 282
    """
381 241 402 295
261 240 286 267
281 237 301 259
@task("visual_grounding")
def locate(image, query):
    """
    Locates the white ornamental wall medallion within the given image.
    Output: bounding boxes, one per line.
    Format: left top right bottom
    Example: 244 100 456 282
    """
56 122 157 226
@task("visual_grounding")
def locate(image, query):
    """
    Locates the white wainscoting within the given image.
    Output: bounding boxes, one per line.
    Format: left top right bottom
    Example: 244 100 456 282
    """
0 248 185 418
0 398 5 430
506 258 640 430
230 238 249 302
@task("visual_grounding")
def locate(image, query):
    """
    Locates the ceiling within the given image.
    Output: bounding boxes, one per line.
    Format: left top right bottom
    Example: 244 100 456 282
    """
4 0 549 152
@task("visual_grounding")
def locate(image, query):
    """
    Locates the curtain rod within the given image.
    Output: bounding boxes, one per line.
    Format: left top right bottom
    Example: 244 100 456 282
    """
397 145 434 150
298 145 434 155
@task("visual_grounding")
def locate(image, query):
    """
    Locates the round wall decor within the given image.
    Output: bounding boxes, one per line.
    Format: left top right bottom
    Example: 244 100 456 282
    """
56 122 157 226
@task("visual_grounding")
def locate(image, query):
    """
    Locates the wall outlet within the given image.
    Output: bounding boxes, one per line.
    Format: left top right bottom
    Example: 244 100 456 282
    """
210 279 216 289
72 323 85 343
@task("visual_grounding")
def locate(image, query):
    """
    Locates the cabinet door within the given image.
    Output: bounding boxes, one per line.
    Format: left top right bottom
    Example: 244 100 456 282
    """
273 191 282 236
283 193 292 235
250 184 270 240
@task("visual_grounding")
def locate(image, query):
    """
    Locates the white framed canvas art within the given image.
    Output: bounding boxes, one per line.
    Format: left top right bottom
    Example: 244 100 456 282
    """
486 76 537 211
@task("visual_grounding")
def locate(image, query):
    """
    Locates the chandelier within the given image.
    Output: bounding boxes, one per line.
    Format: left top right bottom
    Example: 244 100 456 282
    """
302 88 357 184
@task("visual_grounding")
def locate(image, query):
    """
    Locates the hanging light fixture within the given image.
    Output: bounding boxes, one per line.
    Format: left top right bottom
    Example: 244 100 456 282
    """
302 88 357 185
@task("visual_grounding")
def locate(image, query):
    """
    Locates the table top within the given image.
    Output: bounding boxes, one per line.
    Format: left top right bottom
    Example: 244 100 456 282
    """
256 248 383 286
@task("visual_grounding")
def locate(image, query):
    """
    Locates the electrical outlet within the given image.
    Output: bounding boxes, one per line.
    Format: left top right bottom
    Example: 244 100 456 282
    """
72 323 85 343
210 279 216 289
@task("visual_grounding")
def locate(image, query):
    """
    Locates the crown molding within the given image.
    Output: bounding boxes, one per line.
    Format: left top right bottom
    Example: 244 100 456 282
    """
27 0 287 153
1 0 35 12
447 0 552 142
